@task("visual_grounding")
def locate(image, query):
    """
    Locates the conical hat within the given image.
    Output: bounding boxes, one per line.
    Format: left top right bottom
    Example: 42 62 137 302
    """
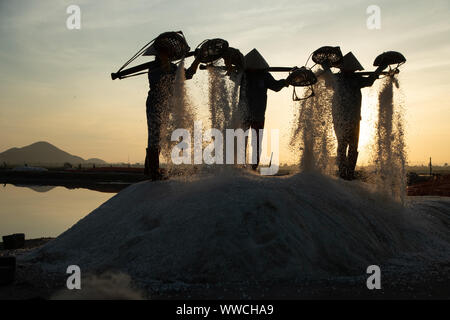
340 52 364 71
143 43 157 56
244 49 269 70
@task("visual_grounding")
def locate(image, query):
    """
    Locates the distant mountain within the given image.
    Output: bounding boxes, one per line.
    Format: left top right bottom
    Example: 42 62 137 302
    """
86 158 106 163
0 141 107 166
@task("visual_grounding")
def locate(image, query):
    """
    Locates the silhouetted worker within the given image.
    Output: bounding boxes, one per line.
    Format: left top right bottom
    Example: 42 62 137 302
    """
145 49 199 179
323 52 387 180
239 49 288 170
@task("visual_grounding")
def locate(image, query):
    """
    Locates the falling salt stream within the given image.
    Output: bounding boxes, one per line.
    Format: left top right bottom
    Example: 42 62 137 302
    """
207 67 243 165
159 60 197 175
228 72 243 130
372 77 407 203
208 67 230 131
158 62 243 174
290 74 335 174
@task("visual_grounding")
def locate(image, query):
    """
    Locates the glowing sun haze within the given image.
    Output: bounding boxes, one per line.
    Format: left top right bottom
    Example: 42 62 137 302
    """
0 0 448 165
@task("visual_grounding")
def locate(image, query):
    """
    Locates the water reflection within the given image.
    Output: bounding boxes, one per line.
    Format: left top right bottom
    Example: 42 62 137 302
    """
0 184 114 238
15 185 56 193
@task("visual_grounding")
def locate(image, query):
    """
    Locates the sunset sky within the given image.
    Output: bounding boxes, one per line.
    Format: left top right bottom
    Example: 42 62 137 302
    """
0 0 448 165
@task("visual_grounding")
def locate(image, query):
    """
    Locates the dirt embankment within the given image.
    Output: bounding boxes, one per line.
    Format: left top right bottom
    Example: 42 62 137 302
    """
408 174 450 197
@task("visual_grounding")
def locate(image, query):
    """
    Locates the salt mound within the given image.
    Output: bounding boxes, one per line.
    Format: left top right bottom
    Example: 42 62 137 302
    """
24 170 450 283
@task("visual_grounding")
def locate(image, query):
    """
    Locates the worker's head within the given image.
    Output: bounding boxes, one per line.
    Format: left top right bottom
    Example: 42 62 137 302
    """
144 42 171 66
339 52 364 74
155 48 170 64
244 49 269 73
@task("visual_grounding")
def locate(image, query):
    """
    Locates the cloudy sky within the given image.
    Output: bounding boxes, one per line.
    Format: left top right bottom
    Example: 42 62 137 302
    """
0 0 449 165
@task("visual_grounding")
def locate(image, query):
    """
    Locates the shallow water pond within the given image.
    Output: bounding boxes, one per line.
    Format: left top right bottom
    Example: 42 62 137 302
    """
0 184 114 238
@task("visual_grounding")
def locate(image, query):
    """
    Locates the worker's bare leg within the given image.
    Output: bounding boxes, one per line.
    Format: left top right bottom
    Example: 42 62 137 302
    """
336 138 348 179
347 122 360 180
146 101 163 180
251 120 265 171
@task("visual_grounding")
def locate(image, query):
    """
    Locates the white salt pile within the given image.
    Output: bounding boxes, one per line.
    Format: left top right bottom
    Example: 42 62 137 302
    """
23 169 450 284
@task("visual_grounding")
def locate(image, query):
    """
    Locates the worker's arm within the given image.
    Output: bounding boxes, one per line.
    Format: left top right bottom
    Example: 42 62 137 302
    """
185 57 201 80
266 72 288 92
358 64 388 88
111 61 154 80
224 47 245 76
